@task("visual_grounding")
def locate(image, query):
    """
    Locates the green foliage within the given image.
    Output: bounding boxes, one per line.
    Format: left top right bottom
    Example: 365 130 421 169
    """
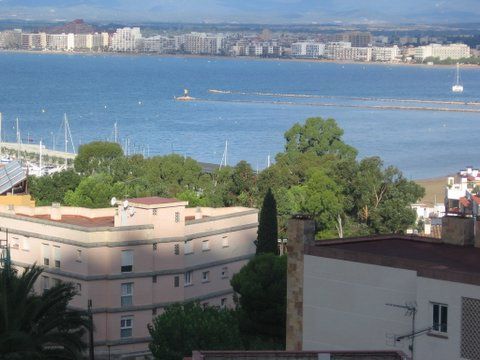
74 141 123 175
148 302 243 360
63 174 130 208
28 170 82 206
422 56 480 65
230 254 287 349
256 188 278 254
0 251 90 359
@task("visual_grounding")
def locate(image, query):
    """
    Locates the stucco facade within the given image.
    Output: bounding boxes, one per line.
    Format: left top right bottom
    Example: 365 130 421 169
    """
1 197 258 358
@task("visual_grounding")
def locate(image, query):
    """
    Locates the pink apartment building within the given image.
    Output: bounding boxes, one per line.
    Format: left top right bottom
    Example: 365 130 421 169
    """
0 196 258 359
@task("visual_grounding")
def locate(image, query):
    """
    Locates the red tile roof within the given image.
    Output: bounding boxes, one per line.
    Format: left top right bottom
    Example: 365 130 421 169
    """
32 215 114 228
128 197 179 205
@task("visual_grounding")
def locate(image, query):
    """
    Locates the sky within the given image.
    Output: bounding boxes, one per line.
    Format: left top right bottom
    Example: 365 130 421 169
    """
0 0 478 24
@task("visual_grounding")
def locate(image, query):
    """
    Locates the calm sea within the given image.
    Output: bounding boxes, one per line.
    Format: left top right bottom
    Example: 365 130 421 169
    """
1 52 479 179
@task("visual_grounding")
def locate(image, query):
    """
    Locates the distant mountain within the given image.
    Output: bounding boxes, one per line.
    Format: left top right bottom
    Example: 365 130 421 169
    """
0 0 479 24
44 19 97 34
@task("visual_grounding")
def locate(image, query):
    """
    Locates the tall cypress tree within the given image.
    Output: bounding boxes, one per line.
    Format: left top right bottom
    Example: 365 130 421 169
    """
256 188 278 255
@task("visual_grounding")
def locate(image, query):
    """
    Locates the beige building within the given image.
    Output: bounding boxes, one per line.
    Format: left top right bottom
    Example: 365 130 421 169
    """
111 27 142 52
286 217 480 360
2 197 258 359
415 43 471 61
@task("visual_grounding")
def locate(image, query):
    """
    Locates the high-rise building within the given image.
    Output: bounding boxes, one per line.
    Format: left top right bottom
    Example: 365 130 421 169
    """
291 42 325 58
111 27 142 52
415 43 471 61
181 32 225 55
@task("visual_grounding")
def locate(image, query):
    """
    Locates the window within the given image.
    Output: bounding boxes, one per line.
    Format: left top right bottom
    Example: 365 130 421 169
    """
175 212 180 223
152 208 157 216
184 241 193 254
153 243 157 251
11 237 19 250
222 236 229 248
202 271 210 282
42 244 50 266
221 298 227 308
120 317 133 338
184 271 192 286
152 275 157 283
202 240 210 251
174 244 180 255
76 249 82 262
53 246 61 268
22 237 30 251
221 266 229 279
432 303 448 333
76 283 82 294
42 276 50 292
174 275 180 288
121 250 133 272
152 308 157 316
121 283 133 307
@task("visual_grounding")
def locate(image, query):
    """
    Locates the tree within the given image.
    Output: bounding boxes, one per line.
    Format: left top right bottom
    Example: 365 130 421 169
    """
148 302 243 360
256 188 278 254
230 254 287 349
74 141 123 175
28 170 82 206
0 252 90 359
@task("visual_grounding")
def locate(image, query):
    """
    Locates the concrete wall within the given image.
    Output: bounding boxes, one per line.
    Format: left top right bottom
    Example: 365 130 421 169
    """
302 256 415 355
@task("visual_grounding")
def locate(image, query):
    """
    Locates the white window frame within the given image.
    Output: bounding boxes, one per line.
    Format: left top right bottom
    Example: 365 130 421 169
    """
202 240 210 251
76 249 82 262
120 316 133 338
42 243 50 266
121 283 133 307
121 250 133 272
22 237 30 251
42 275 50 291
184 241 193 255
53 246 61 268
184 271 193 286
202 271 210 283
431 302 448 334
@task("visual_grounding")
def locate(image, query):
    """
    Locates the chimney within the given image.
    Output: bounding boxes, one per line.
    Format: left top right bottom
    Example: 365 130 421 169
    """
286 215 315 351
441 216 474 246
50 203 62 221
195 207 202 220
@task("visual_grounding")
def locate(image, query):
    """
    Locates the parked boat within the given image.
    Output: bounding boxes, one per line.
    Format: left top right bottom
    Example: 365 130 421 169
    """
175 89 195 101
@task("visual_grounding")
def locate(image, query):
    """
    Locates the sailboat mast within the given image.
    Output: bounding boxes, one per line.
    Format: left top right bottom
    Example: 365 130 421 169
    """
456 63 460 85
16 117 20 160
0 112 2 157
39 140 43 173
64 113 68 154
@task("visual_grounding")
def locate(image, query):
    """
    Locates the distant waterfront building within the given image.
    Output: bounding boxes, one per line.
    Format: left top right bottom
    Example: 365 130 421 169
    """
291 42 325 58
21 33 47 50
415 43 471 61
142 35 176 53
111 27 142 52
47 33 69 51
3 197 258 358
73 33 93 50
324 41 351 59
325 42 372 61
372 45 400 62
181 32 225 55
347 31 373 47
0 29 22 49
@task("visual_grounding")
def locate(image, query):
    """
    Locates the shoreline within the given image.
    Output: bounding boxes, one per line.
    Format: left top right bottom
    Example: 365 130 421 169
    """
0 49 478 69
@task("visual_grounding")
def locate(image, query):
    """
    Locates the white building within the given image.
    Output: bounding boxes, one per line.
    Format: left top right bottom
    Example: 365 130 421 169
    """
142 35 176 53
111 27 142 52
0 29 22 49
181 32 225 55
291 42 325 58
372 46 400 62
47 34 69 51
415 43 471 61
286 217 480 360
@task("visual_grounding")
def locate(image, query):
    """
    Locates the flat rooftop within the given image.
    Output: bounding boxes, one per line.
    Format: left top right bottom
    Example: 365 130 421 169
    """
307 235 480 286
30 215 115 228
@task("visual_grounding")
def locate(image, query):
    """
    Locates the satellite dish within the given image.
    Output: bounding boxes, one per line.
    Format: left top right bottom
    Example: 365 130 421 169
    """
129 207 136 216
123 200 129 209
110 197 117 206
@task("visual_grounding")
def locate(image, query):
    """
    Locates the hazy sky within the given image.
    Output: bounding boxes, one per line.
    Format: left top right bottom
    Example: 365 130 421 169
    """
0 0 478 24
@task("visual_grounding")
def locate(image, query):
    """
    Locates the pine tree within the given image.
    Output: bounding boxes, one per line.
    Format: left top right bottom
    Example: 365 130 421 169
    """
256 188 278 255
